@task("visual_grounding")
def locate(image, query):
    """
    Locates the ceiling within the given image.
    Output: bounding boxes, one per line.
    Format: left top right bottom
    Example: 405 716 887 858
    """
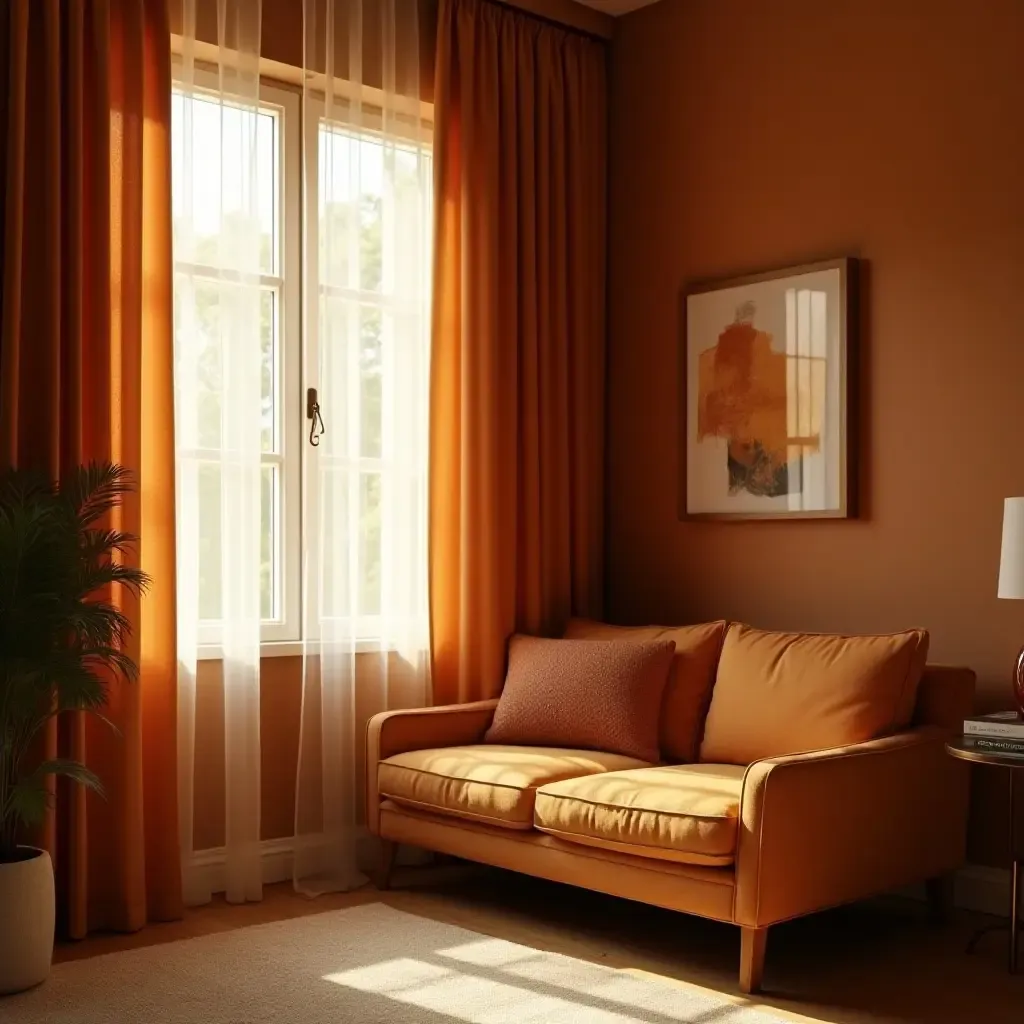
573 0 662 14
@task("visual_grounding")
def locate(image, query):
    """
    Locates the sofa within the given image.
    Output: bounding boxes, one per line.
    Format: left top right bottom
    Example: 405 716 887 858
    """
366 619 975 993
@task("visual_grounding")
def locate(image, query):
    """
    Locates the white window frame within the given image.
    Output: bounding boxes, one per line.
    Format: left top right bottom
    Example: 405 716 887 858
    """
171 70 302 656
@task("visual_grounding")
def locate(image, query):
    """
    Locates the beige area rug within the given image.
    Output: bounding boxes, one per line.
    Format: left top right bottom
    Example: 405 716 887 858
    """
4 904 802 1023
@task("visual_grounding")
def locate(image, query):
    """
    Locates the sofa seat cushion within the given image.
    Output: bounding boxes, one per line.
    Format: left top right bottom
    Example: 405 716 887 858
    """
534 764 746 866
378 746 652 830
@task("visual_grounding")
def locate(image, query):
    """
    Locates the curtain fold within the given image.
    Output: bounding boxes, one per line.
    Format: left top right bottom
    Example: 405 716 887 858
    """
294 0 432 896
0 0 182 935
173 0 265 906
430 0 608 705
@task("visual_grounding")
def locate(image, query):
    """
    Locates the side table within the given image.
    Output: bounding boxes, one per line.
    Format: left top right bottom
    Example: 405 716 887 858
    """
945 737 1023 971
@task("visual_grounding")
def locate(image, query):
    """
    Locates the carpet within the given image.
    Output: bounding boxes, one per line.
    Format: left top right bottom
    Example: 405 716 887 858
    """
3 904 800 1023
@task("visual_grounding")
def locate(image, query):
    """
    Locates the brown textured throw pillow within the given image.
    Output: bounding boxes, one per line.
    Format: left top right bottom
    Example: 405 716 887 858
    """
563 618 727 762
485 636 676 762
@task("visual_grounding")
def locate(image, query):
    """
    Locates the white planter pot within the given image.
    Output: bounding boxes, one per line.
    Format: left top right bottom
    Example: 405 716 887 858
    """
0 847 55 994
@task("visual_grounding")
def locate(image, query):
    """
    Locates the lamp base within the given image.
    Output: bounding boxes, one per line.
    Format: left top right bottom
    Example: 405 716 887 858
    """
1014 645 1024 719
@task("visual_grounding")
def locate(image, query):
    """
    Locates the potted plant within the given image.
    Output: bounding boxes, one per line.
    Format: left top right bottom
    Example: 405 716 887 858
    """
0 463 148 993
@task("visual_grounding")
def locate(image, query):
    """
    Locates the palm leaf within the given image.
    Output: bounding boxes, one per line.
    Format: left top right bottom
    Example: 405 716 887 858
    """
29 759 105 795
81 646 139 683
77 561 150 597
65 462 136 528
66 602 134 648
80 528 138 557
45 659 110 711
4 762 104 828
5 779 50 829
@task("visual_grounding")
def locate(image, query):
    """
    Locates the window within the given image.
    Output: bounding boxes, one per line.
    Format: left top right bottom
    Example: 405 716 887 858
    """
172 72 431 653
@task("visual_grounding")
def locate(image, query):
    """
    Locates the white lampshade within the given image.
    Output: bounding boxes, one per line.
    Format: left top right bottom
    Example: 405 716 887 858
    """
998 498 1024 599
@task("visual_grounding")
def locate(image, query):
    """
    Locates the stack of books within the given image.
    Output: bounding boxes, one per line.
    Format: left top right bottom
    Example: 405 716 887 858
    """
963 711 1024 756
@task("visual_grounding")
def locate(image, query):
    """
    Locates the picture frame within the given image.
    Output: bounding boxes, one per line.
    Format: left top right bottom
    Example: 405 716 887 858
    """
680 257 858 521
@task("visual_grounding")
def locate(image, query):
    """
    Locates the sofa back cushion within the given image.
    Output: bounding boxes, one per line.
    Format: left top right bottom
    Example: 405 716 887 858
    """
699 624 930 765
485 635 676 763
564 618 727 762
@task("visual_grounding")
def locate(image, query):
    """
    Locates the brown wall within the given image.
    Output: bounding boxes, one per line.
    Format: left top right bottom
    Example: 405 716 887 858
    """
192 658 302 851
607 0 1024 866
191 653 423 851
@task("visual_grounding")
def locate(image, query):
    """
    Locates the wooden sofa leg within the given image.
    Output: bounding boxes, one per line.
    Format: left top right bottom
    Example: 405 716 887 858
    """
739 927 768 995
374 840 397 891
926 874 954 926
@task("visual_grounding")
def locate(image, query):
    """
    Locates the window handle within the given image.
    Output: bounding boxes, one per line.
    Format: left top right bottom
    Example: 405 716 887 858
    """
307 387 325 447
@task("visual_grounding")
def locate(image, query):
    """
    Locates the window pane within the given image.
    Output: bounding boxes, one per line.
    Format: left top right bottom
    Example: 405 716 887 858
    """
173 277 222 450
317 130 431 297
318 298 349 459
360 306 382 459
360 193 382 294
261 465 277 620
198 462 222 621
171 91 278 275
316 468 380 623
173 278 270 453
196 461 277 624
261 288 276 453
261 107 278 276
318 298 382 460
359 472 381 617
320 466 351 620
318 126 384 293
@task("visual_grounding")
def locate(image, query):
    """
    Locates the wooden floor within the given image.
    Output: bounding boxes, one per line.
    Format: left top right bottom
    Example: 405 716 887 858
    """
56 864 1023 1024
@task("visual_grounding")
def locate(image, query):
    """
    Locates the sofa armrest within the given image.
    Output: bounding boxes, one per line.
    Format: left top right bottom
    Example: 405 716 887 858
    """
734 726 969 928
365 700 499 835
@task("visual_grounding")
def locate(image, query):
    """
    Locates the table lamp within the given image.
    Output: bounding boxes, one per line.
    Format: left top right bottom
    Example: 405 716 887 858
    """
997 496 1024 718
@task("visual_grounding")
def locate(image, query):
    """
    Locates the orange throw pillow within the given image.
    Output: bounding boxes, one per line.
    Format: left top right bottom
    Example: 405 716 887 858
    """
563 618 727 762
485 636 676 762
700 624 930 765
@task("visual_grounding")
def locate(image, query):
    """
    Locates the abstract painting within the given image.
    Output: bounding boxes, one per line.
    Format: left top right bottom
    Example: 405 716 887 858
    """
682 258 856 520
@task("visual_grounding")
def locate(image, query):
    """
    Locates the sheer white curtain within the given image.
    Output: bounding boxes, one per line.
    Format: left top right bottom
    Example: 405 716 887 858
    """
294 0 433 894
173 0 264 905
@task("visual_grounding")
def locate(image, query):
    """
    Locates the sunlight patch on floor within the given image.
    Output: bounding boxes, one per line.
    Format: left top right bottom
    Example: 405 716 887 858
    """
323 938 783 1024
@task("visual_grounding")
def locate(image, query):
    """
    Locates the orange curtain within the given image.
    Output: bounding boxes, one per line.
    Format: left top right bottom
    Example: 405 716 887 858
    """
430 0 608 704
0 0 181 935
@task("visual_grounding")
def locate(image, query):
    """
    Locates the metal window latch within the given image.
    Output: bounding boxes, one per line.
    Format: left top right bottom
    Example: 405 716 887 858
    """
307 387 325 447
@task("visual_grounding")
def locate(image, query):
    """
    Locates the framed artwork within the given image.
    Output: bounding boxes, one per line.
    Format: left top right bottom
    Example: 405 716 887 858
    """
681 257 857 520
